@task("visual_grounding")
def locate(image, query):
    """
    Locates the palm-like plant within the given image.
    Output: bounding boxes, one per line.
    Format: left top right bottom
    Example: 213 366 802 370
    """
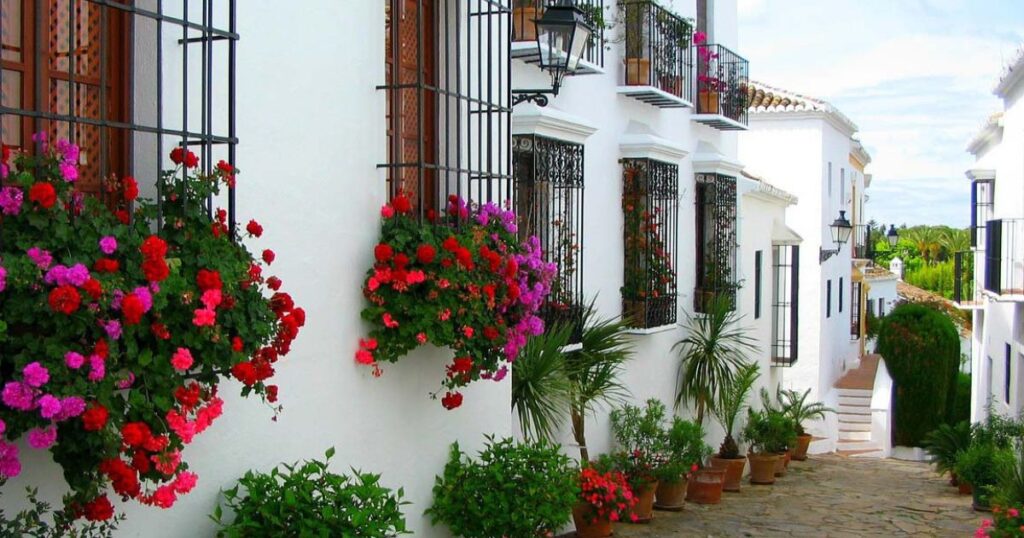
709 362 759 459
511 322 573 443
673 297 756 425
992 442 1024 508
777 387 834 436
566 299 634 463
921 421 973 477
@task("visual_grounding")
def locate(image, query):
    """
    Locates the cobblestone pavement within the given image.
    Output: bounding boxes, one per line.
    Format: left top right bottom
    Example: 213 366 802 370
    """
613 455 984 537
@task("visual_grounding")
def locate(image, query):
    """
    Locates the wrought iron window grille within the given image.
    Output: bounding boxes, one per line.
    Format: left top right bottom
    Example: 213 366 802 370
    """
771 244 799 367
694 172 737 313
850 280 861 339
984 218 1024 296
953 250 977 306
381 0 513 222
971 179 993 249
0 0 239 236
621 157 678 329
513 134 584 340
695 42 748 124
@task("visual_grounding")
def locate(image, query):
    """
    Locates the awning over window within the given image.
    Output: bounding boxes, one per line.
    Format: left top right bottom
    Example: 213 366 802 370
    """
772 219 803 246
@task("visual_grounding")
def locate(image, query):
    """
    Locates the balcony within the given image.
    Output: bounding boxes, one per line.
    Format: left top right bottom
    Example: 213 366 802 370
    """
615 1 694 109
512 0 605 75
984 219 1024 300
953 250 982 309
693 43 749 130
852 224 874 260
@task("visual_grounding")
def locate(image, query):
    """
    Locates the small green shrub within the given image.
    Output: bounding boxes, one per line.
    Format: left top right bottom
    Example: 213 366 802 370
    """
992 443 1024 509
212 448 408 537
956 443 1014 508
876 303 960 446
427 437 577 538
741 409 796 455
610 399 668 457
922 421 972 476
659 417 711 483
953 373 972 425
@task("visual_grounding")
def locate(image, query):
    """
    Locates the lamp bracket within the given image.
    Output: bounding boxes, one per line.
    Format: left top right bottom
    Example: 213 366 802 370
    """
512 88 556 107
819 247 840 263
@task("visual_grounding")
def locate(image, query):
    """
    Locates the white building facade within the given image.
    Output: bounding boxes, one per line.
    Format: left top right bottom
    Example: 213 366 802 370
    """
960 48 1024 423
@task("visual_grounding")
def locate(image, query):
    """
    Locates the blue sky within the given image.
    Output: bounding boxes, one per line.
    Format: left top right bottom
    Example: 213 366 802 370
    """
738 0 1024 228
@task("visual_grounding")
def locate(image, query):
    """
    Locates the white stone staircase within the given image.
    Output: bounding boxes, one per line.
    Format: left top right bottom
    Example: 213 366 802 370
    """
834 355 885 458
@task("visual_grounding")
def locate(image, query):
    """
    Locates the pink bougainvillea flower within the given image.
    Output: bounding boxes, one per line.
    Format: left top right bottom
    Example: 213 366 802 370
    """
26 247 53 270
173 471 198 494
0 441 21 478
0 265 6 293
382 313 399 328
22 362 50 387
99 236 117 254
0 186 22 216
1 382 34 411
27 426 57 449
65 351 85 369
37 394 62 419
88 355 106 382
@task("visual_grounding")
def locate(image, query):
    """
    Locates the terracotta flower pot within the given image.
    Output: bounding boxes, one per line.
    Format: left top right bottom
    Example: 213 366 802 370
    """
698 90 719 114
748 453 779 485
792 434 813 461
959 480 973 495
625 57 651 86
685 468 725 504
654 478 687 511
784 450 792 468
572 503 613 538
659 75 684 97
972 488 991 512
512 6 539 42
950 472 959 487
710 456 746 492
629 480 658 523
773 452 788 477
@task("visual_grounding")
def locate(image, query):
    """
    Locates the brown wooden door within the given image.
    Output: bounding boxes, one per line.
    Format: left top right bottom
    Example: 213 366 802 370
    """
385 0 436 213
1 0 130 198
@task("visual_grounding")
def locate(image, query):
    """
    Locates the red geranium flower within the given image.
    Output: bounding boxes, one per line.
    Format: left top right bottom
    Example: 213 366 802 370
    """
374 243 393 263
266 385 279 403
121 422 152 448
28 182 56 209
93 258 120 273
140 235 168 260
115 209 130 225
232 336 244 352
246 219 263 237
231 362 258 386
170 147 185 164
441 392 463 410
196 269 223 291
142 258 170 283
416 244 436 264
83 495 114 522
266 276 282 291
123 176 139 201
391 195 412 214
262 249 275 264
82 278 103 300
49 285 81 315
82 403 109 431
121 293 145 325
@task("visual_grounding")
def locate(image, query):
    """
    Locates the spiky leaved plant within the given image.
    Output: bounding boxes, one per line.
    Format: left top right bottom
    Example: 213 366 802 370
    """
511 322 573 443
921 421 972 478
777 387 834 436
709 362 759 459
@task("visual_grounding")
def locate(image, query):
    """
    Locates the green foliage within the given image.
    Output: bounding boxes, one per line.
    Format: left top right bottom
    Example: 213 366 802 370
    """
905 262 956 300
922 421 972 476
610 399 668 456
565 299 634 462
661 417 712 482
973 413 1024 450
511 323 573 442
777 387 834 437
953 373 972 425
741 409 797 455
876 303 960 446
956 443 1014 507
608 399 710 484
0 484 123 537
212 448 408 538
872 225 971 300
709 362 759 458
673 298 756 424
991 443 1024 509
427 438 577 538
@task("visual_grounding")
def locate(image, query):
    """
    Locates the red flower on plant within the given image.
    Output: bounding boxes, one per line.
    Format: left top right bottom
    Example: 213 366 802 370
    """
82 495 114 521
49 285 81 315
140 235 168 260
391 194 412 214
93 258 120 273
441 391 463 410
262 249 275 265
196 269 223 291
123 176 139 202
29 182 56 209
374 243 394 263
231 362 258 386
266 276 282 291
246 219 263 237
142 258 169 283
121 293 145 325
416 244 436 264
82 403 109 431
121 422 152 448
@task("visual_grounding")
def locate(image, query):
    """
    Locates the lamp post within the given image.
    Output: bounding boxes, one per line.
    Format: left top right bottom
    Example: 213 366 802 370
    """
886 225 899 248
512 0 594 107
819 210 853 262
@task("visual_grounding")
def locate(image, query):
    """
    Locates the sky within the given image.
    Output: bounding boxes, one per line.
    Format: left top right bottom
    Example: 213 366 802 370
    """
737 0 1024 228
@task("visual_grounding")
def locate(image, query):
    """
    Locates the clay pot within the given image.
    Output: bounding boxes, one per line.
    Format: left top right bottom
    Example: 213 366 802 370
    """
625 57 651 86
784 450 793 468
710 456 746 492
792 434 813 461
659 75 684 97
773 452 788 477
572 503 613 538
698 90 719 114
629 480 658 523
972 488 992 512
654 478 687 511
512 6 539 42
748 453 779 485
685 468 725 504
959 480 973 495
950 472 959 487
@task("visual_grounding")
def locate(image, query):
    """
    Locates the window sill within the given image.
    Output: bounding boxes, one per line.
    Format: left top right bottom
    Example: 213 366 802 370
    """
624 324 678 336
560 342 583 353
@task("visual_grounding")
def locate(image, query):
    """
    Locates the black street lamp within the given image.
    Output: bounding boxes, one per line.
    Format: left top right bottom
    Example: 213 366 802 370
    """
820 210 853 262
512 0 594 107
886 225 899 248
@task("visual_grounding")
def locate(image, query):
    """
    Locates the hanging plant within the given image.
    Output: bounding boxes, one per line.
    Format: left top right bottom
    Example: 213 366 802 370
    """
0 137 303 526
355 193 555 410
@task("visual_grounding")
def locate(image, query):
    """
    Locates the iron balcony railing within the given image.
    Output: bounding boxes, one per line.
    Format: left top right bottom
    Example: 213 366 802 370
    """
852 224 874 260
512 0 605 67
953 250 981 308
695 43 749 125
984 219 1024 299
619 1 694 101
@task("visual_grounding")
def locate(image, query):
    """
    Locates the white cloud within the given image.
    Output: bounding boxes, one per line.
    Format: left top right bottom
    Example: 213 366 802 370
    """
738 0 768 19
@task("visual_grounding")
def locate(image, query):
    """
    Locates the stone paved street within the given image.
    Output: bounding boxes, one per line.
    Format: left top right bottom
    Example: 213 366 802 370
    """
614 455 984 537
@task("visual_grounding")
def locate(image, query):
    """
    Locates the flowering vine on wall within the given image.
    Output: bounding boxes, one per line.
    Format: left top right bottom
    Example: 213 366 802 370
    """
355 193 555 409
0 137 303 525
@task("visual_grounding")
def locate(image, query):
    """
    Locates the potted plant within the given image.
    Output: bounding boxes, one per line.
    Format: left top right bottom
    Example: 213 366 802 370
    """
777 387 834 461
655 417 711 510
617 1 651 85
694 31 723 113
511 322 574 443
575 466 637 537
956 442 1014 512
651 12 692 97
709 363 760 492
609 400 666 522
427 437 578 537
760 389 798 475
512 0 539 42
742 409 795 485
922 421 973 486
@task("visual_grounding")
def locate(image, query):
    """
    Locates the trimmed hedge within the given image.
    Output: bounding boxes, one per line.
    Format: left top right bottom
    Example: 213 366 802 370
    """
876 303 960 446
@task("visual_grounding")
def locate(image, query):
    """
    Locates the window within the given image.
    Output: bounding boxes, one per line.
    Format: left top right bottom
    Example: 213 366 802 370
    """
771 245 799 366
826 279 831 318
513 134 584 339
695 173 738 313
1006 344 1012 405
621 158 678 328
512 1 604 67
840 167 846 206
839 277 844 312
383 0 512 219
827 162 833 200
971 179 993 248
1 1 239 224
754 250 762 319
877 297 884 317
850 281 862 339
